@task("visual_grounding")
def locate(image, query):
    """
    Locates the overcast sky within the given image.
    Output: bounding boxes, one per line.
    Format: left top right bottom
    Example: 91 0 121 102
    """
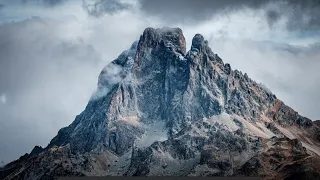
0 0 320 165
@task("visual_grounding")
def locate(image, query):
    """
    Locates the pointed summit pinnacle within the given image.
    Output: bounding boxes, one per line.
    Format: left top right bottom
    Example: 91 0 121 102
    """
191 33 207 51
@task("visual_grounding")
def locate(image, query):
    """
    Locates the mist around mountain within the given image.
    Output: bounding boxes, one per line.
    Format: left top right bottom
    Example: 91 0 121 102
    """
0 27 320 180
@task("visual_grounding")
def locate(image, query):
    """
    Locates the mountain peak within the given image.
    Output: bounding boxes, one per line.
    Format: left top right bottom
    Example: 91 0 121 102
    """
133 27 187 73
191 33 206 51
138 27 186 54
1 27 320 179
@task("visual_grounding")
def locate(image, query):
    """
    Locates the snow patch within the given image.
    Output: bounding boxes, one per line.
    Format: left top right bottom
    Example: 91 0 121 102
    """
119 115 141 126
179 54 186 61
205 113 239 131
135 121 168 148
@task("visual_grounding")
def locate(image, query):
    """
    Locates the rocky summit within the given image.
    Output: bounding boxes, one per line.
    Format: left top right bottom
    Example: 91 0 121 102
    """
1 27 320 180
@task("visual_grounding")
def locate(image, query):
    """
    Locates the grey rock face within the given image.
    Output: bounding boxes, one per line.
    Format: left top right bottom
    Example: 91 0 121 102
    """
1 27 320 180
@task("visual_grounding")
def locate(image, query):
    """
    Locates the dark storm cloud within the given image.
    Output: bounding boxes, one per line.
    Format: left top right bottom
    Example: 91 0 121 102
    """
266 10 281 28
1 0 64 6
0 0 132 17
285 0 320 32
82 0 133 17
138 0 320 32
22 0 64 6
138 0 270 23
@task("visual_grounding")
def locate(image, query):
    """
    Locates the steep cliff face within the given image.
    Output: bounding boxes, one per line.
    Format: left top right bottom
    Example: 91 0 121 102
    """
1 27 320 180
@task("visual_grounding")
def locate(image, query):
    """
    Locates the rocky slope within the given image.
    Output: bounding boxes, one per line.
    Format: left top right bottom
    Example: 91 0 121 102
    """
1 27 320 180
